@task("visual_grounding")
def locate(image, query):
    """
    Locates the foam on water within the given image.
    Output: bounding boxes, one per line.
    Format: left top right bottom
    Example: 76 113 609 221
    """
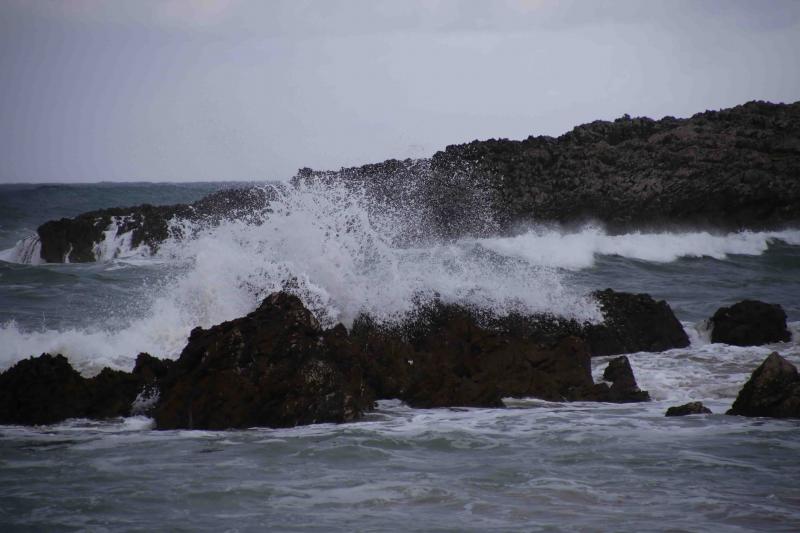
0 236 43 265
0 181 597 373
478 226 800 269
1 180 798 378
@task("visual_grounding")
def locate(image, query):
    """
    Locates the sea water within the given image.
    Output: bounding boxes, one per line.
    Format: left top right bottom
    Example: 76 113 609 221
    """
0 181 798 531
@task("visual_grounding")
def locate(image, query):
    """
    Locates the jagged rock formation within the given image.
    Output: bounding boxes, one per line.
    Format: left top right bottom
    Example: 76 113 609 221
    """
727 352 800 418
0 290 665 429
665 401 712 416
710 300 791 346
37 187 275 263
0 353 171 425
153 292 373 430
431 100 800 232
585 289 690 356
32 100 800 263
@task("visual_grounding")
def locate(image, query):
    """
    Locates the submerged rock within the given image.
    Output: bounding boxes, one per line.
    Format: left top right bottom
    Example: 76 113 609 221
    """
710 300 791 346
727 352 800 418
152 292 373 430
665 402 712 416
584 289 690 356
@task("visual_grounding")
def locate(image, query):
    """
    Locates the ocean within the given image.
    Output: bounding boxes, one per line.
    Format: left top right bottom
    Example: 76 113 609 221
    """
1 182 799 531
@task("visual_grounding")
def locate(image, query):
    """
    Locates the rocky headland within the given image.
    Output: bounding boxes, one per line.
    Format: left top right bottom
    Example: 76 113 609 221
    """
28 100 800 263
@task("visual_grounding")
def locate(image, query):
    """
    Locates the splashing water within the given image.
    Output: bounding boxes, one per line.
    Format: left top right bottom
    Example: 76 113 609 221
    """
0 180 599 373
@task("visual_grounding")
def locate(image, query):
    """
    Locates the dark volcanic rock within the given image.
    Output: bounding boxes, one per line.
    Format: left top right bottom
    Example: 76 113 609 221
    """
38 101 800 263
710 300 791 346
727 352 800 418
152 292 373 430
37 187 275 263
351 300 652 407
0 352 165 425
0 354 91 425
430 100 800 232
583 355 651 403
585 289 690 356
665 401 712 416
398 302 596 407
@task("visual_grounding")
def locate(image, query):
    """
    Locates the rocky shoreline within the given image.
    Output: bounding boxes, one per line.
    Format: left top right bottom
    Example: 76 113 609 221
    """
1 292 794 428
27 99 800 263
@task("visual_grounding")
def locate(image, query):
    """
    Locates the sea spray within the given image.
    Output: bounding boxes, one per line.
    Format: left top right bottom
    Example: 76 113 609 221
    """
0 180 598 373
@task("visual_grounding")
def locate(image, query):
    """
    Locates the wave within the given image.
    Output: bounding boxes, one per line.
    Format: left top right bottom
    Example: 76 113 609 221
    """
2 178 799 374
477 227 800 270
0 181 598 373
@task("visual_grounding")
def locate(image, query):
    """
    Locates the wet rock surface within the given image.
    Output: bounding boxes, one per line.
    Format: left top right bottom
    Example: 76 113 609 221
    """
431 100 800 232
37 187 274 263
153 292 372 430
727 352 800 418
1 290 667 428
35 101 800 263
665 402 712 416
585 289 690 356
710 300 791 346
0 352 167 425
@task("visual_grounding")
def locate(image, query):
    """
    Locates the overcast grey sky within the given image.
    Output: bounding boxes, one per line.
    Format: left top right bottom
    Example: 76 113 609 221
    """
1 0 799 183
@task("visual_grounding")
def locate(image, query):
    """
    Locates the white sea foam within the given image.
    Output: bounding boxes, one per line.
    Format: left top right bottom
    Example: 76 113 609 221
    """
1 180 798 379
0 236 43 265
0 181 597 373
478 226 800 270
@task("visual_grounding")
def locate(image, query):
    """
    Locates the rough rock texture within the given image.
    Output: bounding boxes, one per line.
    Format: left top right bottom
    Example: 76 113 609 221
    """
152 292 373 430
727 352 800 418
585 289 690 356
351 301 652 407
394 303 596 407
580 356 651 403
36 101 800 262
37 187 274 263
431 100 800 232
710 300 791 346
0 292 659 428
0 353 169 425
665 401 712 416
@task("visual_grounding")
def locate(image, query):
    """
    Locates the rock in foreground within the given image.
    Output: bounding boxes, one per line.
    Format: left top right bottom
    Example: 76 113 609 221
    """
0 292 658 429
585 289 690 356
710 300 791 346
0 353 170 425
665 402 712 416
727 353 800 418
153 292 372 430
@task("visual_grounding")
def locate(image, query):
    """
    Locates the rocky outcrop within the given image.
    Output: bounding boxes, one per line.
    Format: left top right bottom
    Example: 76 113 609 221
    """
665 401 712 416
710 300 791 346
35 101 800 263
0 291 662 428
349 300 652 407
430 100 800 232
152 292 373 430
585 289 690 356
37 187 274 263
0 352 170 425
597 356 651 403
727 352 800 418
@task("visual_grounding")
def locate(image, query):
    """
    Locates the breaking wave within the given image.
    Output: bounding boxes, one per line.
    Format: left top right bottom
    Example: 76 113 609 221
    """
1 178 798 374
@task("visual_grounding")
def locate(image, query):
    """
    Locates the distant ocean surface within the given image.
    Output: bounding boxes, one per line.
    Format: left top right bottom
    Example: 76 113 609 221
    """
1 182 799 531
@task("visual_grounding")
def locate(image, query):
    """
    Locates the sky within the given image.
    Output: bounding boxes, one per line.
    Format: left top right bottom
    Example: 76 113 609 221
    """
1 0 799 183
